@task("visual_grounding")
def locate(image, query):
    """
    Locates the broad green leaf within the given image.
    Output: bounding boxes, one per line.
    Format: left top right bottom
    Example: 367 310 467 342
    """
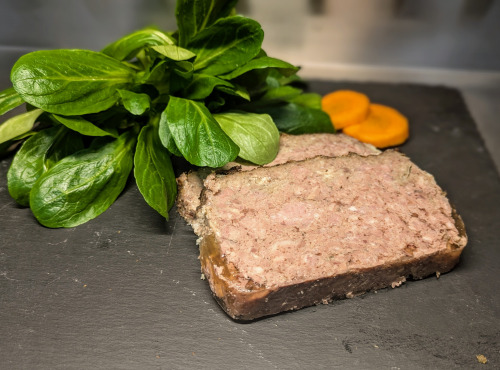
172 60 195 79
134 123 177 218
213 111 279 165
0 108 42 144
232 68 269 98
102 28 175 61
164 96 239 167
15 131 37 140
188 16 264 76
150 60 195 95
117 90 151 115
140 60 172 95
183 73 234 100
52 114 118 137
29 132 135 228
0 87 25 115
152 45 196 61
44 130 85 169
174 63 194 91
265 74 282 89
121 61 144 71
7 126 82 206
141 60 169 85
176 0 238 47
266 69 302 88
250 102 335 134
219 56 299 80
259 85 303 102
158 110 182 157
11 50 136 115
8 126 61 206
290 93 323 109
215 83 250 101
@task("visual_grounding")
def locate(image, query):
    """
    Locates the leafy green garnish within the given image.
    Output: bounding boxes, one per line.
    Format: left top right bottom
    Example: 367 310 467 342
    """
164 96 239 167
51 115 119 138
7 126 83 206
11 50 136 115
213 111 279 165
117 90 151 116
102 28 175 61
251 102 334 134
0 109 43 144
188 16 263 75
29 132 135 228
0 0 334 228
176 0 238 47
0 87 24 115
134 121 177 219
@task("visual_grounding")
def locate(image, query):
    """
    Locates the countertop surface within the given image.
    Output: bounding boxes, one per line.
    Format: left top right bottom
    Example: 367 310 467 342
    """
1 81 499 369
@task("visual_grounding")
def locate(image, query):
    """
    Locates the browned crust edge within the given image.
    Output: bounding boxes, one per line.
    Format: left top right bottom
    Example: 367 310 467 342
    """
199 209 467 321
175 172 196 222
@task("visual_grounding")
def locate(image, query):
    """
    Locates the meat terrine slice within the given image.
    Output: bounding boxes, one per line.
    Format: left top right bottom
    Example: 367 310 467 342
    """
176 133 379 226
195 150 467 320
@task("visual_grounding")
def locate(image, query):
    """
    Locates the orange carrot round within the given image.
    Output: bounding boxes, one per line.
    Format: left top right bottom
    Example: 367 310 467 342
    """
342 103 409 148
321 90 370 130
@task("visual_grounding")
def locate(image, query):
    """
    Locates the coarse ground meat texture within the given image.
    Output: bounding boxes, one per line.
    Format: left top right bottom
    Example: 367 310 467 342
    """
196 150 467 320
176 133 379 226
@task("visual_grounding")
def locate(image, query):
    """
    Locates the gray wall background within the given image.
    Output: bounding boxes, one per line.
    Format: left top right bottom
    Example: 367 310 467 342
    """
1 0 499 81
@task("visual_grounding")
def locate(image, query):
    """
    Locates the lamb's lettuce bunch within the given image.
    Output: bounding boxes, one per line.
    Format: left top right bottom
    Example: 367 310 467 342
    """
0 0 333 228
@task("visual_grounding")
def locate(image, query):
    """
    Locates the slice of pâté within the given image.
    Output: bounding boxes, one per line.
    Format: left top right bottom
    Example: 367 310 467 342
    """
193 151 466 320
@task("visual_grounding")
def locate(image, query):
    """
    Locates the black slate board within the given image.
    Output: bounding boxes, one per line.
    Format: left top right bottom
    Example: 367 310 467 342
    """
1 81 499 369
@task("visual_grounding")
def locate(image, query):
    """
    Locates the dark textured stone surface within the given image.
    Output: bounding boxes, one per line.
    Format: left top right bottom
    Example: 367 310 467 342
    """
1 81 499 369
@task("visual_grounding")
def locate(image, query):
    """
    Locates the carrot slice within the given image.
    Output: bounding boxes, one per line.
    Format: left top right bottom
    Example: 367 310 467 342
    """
321 90 370 130
343 104 409 148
